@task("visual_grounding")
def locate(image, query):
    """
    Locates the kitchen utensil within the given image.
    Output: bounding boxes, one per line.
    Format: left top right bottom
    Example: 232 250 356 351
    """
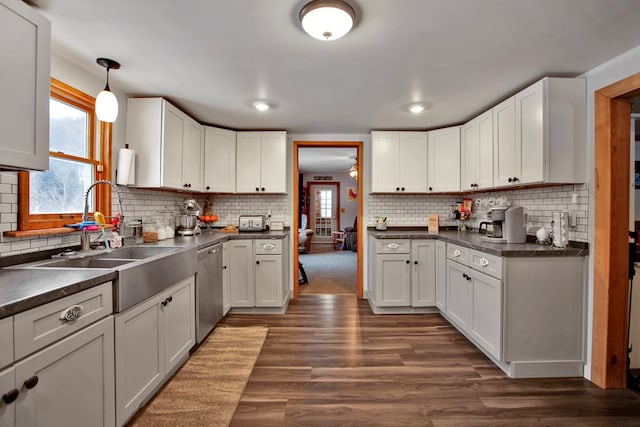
94 211 111 252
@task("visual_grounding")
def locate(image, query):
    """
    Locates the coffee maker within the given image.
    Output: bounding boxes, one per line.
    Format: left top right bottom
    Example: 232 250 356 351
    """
481 206 526 244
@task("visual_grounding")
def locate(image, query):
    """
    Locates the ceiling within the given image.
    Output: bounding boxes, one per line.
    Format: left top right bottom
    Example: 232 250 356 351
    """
30 0 640 134
298 147 356 173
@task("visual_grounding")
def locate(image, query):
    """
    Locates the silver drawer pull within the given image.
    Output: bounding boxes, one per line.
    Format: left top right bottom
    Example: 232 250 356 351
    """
59 305 83 323
479 258 489 267
262 243 275 250
387 243 399 250
453 249 461 257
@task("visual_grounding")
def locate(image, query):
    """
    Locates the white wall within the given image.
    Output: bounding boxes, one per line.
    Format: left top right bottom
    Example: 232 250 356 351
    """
582 44 640 379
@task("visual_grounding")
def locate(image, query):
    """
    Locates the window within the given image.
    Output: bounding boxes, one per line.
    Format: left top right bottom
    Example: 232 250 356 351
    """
319 190 332 218
18 78 112 231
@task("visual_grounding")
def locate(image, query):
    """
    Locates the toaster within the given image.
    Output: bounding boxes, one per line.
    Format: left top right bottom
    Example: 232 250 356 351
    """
239 215 267 232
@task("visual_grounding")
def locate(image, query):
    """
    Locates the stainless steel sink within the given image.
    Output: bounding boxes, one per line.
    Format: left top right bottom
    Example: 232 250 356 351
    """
98 245 179 259
10 245 197 312
34 258 135 269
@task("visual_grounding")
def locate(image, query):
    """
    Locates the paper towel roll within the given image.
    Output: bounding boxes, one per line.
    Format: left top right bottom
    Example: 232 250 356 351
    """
116 148 135 185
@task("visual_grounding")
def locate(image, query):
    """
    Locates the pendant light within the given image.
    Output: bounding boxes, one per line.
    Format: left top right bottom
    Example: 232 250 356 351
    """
95 58 120 123
299 0 356 41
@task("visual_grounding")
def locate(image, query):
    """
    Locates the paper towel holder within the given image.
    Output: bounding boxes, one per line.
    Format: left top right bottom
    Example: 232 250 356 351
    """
116 143 135 185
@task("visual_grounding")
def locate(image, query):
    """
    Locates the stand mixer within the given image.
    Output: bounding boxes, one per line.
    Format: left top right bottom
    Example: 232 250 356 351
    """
176 198 202 236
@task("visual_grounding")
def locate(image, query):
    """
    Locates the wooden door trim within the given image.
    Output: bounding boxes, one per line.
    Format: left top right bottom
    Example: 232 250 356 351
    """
293 141 363 299
307 181 341 234
592 72 640 388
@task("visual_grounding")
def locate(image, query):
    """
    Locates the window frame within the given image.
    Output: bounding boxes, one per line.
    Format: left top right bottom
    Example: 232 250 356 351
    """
18 78 112 231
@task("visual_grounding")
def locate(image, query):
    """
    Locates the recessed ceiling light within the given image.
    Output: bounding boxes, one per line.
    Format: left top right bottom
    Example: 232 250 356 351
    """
299 0 356 41
253 101 270 111
408 103 425 114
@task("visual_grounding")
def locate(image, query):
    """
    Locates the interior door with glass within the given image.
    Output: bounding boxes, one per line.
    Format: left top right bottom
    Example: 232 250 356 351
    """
309 183 338 243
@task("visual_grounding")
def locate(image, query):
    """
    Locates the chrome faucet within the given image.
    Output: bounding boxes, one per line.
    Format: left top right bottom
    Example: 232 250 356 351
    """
80 180 124 252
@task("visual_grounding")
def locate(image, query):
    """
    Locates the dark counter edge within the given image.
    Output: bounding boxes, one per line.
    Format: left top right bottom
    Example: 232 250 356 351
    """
368 226 588 257
0 270 117 320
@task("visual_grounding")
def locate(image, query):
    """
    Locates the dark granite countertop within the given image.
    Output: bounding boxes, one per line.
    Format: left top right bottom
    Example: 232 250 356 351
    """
0 229 289 319
0 269 117 319
368 228 588 257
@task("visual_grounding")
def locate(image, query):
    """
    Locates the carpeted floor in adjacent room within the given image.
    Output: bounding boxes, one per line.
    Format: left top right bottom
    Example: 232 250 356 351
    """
299 244 357 294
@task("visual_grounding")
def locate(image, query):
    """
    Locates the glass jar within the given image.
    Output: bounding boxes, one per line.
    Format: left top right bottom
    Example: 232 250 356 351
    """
155 217 167 240
142 220 158 243
164 215 175 238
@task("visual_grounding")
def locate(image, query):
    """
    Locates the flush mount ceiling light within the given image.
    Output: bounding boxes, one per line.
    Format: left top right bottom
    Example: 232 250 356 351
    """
408 103 426 114
299 0 356 41
253 101 271 111
95 58 120 123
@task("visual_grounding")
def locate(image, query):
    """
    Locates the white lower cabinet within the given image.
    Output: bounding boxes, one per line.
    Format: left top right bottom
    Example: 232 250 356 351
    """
14 316 115 427
222 242 231 316
447 253 503 360
368 238 436 311
115 276 195 426
435 240 447 312
0 317 13 370
0 366 15 427
411 240 436 307
228 238 288 309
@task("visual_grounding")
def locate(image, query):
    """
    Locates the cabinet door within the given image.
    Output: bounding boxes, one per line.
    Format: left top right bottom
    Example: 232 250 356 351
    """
446 261 472 332
255 255 283 307
115 297 163 426
411 240 436 307
516 79 544 184
0 0 50 171
428 127 460 192
163 277 195 375
471 271 503 360
161 102 186 189
182 118 204 191
460 119 479 191
0 317 12 370
399 132 428 192
15 316 115 427
236 132 262 193
435 240 447 312
228 240 255 307
222 243 231 315
0 367 15 427
375 254 411 306
371 131 399 192
493 97 516 187
260 131 287 193
204 127 236 192
476 110 494 189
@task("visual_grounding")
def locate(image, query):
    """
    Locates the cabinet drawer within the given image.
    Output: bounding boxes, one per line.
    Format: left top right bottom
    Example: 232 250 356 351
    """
469 249 503 279
255 239 282 254
14 282 113 360
0 317 13 369
446 243 469 264
376 239 410 254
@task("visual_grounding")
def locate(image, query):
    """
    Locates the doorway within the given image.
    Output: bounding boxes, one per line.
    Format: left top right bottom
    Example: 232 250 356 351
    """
308 182 340 244
593 72 640 389
293 141 363 299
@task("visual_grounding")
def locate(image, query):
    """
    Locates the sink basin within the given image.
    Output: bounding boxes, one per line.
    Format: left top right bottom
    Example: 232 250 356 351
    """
98 245 179 260
34 258 135 269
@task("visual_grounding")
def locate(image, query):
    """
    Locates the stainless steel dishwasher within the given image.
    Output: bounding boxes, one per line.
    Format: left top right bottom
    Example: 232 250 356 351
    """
196 243 224 343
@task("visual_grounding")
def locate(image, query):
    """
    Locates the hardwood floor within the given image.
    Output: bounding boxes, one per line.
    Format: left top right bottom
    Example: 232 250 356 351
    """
220 295 640 426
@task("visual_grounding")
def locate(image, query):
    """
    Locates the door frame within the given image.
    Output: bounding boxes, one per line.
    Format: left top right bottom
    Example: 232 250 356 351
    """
293 141 363 299
592 72 640 388
307 181 341 240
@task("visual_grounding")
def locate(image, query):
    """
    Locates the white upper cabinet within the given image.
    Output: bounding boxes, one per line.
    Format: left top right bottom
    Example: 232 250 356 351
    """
461 111 493 191
494 77 585 187
203 126 236 192
0 0 50 171
427 126 460 192
236 131 286 193
127 98 204 191
371 131 428 193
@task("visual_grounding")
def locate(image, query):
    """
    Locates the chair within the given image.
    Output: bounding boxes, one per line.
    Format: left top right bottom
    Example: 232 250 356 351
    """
343 216 357 251
299 214 314 253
